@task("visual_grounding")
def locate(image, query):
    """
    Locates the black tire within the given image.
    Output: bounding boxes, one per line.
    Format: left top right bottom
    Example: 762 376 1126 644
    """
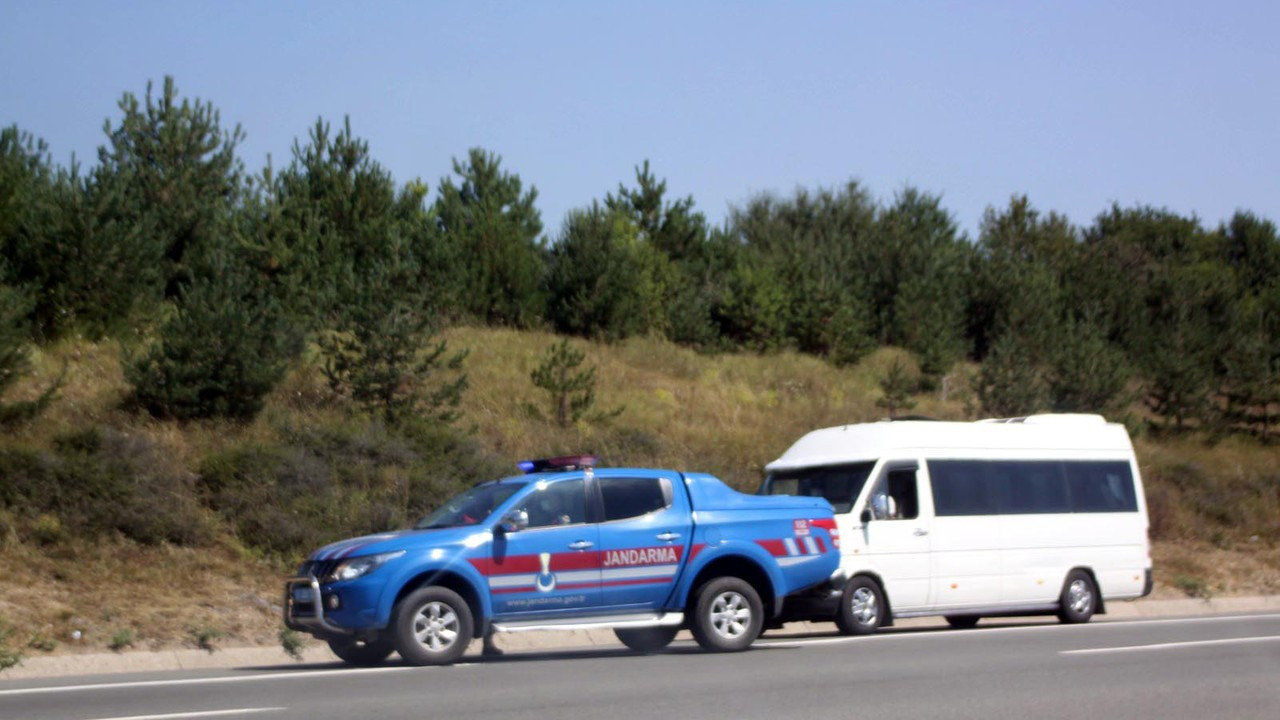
391 586 474 665
689 577 764 652
1057 570 1097 624
614 626 680 653
327 635 395 666
835 576 886 635
945 615 980 629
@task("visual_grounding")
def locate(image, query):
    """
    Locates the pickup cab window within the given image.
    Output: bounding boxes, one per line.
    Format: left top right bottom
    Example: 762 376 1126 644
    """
599 476 672 521
762 462 875 513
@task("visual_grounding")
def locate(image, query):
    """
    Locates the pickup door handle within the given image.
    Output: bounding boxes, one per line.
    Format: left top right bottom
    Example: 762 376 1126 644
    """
913 529 929 537
656 532 682 542
568 540 594 550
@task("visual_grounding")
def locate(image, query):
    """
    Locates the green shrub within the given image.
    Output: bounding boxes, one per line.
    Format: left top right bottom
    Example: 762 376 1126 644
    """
0 620 21 671
190 626 224 652
279 627 306 661
109 628 135 652
1 428 213 546
1173 574 1212 599
31 513 61 544
26 634 56 652
198 418 507 559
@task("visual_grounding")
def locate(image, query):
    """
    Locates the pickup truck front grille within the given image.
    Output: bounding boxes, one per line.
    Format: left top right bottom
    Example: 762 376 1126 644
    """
298 560 338 581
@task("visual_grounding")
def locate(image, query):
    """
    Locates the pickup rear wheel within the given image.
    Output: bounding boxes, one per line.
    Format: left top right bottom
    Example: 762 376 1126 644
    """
690 577 763 652
392 586 474 665
835 576 886 635
614 626 679 653
327 635 394 666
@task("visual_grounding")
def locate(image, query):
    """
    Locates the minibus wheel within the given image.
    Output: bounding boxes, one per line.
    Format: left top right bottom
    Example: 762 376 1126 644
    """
1057 570 1097 624
836 576 886 635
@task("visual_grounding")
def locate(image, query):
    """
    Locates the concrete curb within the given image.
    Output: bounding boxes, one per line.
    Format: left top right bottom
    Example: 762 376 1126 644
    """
4 595 1278 681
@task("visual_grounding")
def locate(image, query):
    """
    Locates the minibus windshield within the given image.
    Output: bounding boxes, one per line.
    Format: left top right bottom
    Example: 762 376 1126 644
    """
761 462 876 513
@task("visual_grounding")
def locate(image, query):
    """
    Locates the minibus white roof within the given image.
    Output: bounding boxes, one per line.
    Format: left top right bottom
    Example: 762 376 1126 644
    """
764 414 1133 472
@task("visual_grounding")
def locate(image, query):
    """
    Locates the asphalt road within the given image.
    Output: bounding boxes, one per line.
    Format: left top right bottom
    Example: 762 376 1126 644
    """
3 614 1279 720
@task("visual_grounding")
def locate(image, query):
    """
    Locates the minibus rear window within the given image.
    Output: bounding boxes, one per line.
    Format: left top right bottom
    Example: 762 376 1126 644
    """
762 462 875 513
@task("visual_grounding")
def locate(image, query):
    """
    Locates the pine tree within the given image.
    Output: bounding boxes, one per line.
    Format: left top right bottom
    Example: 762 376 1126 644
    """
319 250 467 426
546 205 673 341
125 251 299 421
251 117 429 330
875 188 970 380
433 149 545 327
978 332 1049 417
94 77 246 304
1219 300 1280 438
604 161 722 347
875 356 919 418
530 339 600 428
1046 316 1131 414
727 184 877 363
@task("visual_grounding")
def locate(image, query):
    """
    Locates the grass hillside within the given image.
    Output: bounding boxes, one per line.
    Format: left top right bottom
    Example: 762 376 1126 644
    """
1 327 1277 658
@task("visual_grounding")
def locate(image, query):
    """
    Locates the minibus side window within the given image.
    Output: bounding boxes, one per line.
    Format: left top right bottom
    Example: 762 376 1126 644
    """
870 467 919 520
991 461 1070 514
928 460 996 516
1065 462 1137 512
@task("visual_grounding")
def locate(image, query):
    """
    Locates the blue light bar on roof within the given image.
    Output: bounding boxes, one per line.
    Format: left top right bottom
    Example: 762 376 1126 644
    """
516 455 600 474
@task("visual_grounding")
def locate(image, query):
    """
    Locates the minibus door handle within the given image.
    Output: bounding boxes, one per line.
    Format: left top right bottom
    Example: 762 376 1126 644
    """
913 528 929 537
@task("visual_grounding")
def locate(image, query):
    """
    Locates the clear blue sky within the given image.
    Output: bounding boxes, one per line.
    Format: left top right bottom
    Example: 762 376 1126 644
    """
3 1 1277 238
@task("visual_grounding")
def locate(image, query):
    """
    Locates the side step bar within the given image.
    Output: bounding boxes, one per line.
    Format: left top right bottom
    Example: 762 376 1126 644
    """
493 612 684 634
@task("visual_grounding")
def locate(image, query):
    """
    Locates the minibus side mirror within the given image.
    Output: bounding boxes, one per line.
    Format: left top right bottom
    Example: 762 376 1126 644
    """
860 508 872 524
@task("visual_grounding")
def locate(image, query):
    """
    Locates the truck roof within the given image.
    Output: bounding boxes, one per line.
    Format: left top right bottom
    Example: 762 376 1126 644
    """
764 414 1134 472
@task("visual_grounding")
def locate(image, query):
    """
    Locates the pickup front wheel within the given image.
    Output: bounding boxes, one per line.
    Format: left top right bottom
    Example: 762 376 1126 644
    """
690 577 763 652
392 586 474 665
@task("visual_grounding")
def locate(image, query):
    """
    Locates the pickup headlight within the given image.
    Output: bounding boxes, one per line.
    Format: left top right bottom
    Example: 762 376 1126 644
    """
324 551 405 583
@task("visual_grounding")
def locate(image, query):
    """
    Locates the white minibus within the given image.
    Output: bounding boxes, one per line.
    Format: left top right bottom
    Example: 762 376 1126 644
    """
761 414 1152 632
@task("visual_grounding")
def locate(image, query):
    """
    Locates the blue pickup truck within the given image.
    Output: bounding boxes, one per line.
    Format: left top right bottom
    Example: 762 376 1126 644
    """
285 456 841 665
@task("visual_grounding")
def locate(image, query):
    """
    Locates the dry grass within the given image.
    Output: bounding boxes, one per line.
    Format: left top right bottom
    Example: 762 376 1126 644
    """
451 327 970 488
0 329 1277 654
0 538 283 654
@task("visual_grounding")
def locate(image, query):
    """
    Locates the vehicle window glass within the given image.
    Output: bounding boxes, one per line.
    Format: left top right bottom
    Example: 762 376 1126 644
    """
599 477 671 521
518 478 587 528
763 462 876 514
1066 462 1138 512
991 461 1070 514
870 468 919 520
414 483 523 529
928 460 996 516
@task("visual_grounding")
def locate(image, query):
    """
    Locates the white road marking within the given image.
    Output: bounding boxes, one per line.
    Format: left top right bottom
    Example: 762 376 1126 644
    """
0 666 422 697
81 709 283 720
1061 634 1280 655
758 613 1280 649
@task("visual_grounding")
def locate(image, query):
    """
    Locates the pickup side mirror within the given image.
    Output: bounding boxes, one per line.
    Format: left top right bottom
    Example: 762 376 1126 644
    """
499 509 529 534
859 508 872 524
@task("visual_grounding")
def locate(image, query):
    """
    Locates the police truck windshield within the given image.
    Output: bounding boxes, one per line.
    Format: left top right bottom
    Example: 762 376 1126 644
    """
762 462 876 513
414 483 523 529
